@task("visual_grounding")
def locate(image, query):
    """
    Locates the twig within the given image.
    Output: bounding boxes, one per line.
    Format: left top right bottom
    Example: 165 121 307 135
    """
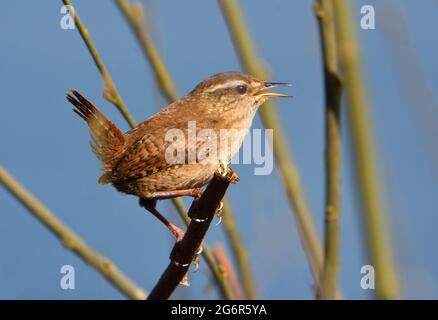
148 175 232 300
115 0 178 102
115 0 255 299
219 0 324 290
333 0 399 299
62 0 136 128
212 244 246 299
315 0 343 299
0 166 147 300
177 204 236 300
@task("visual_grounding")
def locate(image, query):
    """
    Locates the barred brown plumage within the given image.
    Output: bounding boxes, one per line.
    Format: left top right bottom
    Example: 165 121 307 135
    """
66 71 290 241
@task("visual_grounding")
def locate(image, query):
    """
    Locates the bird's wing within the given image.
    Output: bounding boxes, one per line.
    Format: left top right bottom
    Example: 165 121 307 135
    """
110 128 175 180
110 113 212 181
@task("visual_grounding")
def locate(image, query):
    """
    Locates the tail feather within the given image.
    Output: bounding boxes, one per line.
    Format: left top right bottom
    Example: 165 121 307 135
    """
66 89 125 177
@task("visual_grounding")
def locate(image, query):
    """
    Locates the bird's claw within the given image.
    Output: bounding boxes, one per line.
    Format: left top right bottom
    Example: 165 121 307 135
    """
215 167 240 184
226 167 240 184
193 245 203 272
192 188 204 199
172 226 185 242
215 201 224 226
180 272 190 286
173 244 203 273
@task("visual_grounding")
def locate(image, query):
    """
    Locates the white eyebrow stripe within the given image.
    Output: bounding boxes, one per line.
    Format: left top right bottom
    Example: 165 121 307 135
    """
205 80 247 93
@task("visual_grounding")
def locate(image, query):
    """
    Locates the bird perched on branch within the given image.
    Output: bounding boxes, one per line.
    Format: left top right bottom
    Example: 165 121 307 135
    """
66 71 290 240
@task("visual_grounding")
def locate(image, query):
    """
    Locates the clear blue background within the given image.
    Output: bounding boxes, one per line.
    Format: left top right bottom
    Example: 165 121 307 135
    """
1 0 437 299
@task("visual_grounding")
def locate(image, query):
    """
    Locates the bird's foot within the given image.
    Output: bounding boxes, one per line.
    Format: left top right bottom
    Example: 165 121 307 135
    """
191 188 204 199
170 224 185 242
171 242 203 277
226 167 240 184
215 166 240 184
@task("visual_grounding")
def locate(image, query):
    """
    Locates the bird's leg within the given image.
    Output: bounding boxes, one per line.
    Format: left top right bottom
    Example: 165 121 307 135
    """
139 198 184 241
150 188 204 200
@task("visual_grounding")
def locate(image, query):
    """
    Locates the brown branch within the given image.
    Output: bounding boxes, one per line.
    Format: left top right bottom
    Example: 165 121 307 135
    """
148 175 232 300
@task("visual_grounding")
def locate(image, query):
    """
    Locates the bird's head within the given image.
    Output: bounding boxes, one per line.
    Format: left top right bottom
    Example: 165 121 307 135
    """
188 71 291 118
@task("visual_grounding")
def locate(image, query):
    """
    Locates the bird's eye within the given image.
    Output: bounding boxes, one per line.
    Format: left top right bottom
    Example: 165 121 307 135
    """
235 85 247 94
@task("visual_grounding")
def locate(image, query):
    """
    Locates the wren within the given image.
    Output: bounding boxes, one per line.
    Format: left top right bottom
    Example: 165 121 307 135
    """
66 71 290 240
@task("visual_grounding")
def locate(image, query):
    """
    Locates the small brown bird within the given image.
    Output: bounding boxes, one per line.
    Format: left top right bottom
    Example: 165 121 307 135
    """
66 71 290 240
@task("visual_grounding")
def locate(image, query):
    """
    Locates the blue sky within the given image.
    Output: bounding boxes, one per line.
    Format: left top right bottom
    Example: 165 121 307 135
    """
1 0 437 299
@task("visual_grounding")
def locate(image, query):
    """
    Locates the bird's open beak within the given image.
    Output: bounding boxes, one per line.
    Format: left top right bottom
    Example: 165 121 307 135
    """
253 82 292 99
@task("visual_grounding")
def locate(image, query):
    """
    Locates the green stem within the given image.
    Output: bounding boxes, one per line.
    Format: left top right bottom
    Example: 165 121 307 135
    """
333 0 399 299
115 0 178 102
219 0 324 290
315 0 343 299
62 0 136 128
